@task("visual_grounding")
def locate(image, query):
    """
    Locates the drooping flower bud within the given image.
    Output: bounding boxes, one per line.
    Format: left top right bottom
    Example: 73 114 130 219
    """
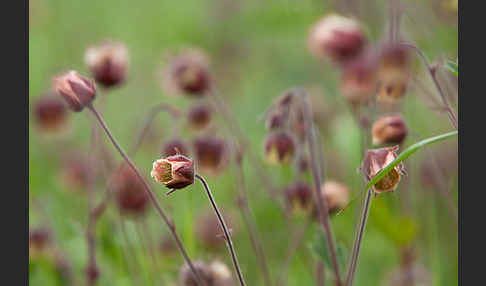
112 164 149 215
162 49 212 96
193 136 228 175
195 211 237 249
32 93 69 133
285 181 313 215
264 131 296 165
371 114 408 146
320 181 350 213
151 154 194 191
29 227 51 259
162 139 190 157
187 104 212 130
340 53 378 105
52 71 97 112
360 146 405 194
209 260 234 286
84 40 129 88
376 44 411 103
179 260 213 286
308 14 366 64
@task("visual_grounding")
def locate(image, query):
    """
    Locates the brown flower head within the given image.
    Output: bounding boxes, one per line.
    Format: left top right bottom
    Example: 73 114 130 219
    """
162 139 190 157
61 155 92 190
308 14 366 64
376 44 411 103
360 146 405 194
193 136 228 175
285 181 313 215
179 260 213 286
52 70 97 112
372 114 408 146
320 181 350 213
163 49 212 96
264 131 296 165
151 154 194 191
29 227 51 259
112 164 149 215
84 40 129 88
187 104 212 130
208 260 234 286
195 211 236 249
340 52 378 105
32 93 69 132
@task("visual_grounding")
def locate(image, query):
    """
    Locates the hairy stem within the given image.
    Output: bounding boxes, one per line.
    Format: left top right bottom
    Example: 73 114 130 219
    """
86 103 207 286
195 174 247 286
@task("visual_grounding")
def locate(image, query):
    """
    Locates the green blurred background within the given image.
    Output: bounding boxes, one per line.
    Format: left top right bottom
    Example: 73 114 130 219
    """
29 0 458 285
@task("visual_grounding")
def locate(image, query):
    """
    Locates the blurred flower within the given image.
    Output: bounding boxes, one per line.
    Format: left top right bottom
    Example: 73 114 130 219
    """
264 131 296 165
320 180 350 213
360 146 405 194
162 139 190 157
162 49 212 96
52 70 97 112
187 104 212 131
84 40 129 88
372 114 408 146
208 260 234 286
308 14 366 64
160 236 177 256
179 260 234 286
32 93 69 133
61 154 92 190
112 164 149 215
340 52 378 105
285 181 313 215
376 44 411 103
195 211 237 249
151 154 194 190
193 136 228 175
29 227 51 259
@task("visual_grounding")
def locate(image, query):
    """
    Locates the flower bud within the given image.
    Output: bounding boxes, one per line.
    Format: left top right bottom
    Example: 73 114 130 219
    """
371 114 408 146
285 181 313 215
320 181 350 213
187 104 212 130
162 139 190 157
29 227 51 259
195 211 237 249
264 131 296 165
265 109 287 130
209 260 234 286
376 44 411 103
193 136 228 175
32 94 69 133
360 146 405 194
151 154 194 190
52 71 97 112
308 14 366 64
179 260 213 286
163 49 212 96
61 155 92 190
340 53 377 105
84 40 129 88
112 165 149 215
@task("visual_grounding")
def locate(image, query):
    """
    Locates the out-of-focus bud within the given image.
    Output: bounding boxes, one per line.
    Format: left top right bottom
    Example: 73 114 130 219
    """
61 155 92 190
285 181 313 215
360 146 405 194
29 227 51 259
340 53 378 105
308 14 366 64
209 260 235 286
85 264 100 285
193 136 228 175
264 132 296 165
320 181 350 213
371 114 408 146
376 44 411 103
32 94 69 133
151 154 195 191
112 165 149 215
265 109 287 130
162 139 190 157
179 260 213 286
84 40 129 88
162 49 212 96
195 211 237 249
52 70 97 112
187 104 212 130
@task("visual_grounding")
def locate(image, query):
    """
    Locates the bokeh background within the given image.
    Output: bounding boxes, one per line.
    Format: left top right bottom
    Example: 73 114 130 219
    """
29 0 458 285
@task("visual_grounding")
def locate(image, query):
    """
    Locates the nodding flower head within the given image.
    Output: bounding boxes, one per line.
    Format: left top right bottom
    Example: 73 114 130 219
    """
264 131 296 165
112 164 149 215
372 114 408 146
162 139 190 157
376 44 411 103
340 52 378 105
52 70 97 112
187 104 212 131
308 14 366 64
32 93 69 133
151 154 194 191
61 154 92 190
320 180 350 214
193 136 228 175
179 260 234 286
360 146 405 194
29 227 51 259
84 40 129 88
285 181 314 215
163 49 212 96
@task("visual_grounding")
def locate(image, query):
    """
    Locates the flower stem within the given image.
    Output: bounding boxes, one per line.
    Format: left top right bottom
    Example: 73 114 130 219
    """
195 173 247 286
86 103 207 286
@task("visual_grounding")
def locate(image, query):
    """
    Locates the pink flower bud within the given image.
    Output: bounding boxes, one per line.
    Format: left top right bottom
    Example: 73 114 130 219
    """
32 93 69 132
84 40 129 88
264 132 296 165
371 114 408 146
340 53 378 105
285 181 314 215
376 44 411 103
187 104 212 130
360 146 405 194
193 136 228 175
320 181 350 213
151 154 194 190
112 165 149 215
162 139 190 157
52 70 97 112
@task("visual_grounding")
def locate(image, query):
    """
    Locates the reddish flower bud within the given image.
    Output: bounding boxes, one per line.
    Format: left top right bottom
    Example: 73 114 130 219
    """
320 181 350 213
32 94 69 133
187 104 212 130
340 53 378 105
163 49 212 96
52 71 97 112
151 154 195 190
376 44 411 103
285 181 313 215
209 260 234 286
266 109 287 130
264 132 296 165
112 165 149 215
29 227 51 259
193 136 228 175
308 14 366 64
371 114 408 146
360 146 405 194
179 260 213 286
85 264 100 285
162 139 190 157
195 211 237 249
61 155 92 190
84 40 129 88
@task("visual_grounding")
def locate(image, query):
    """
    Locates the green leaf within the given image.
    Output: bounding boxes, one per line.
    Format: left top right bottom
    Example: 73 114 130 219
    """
446 60 458 77
311 230 331 266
